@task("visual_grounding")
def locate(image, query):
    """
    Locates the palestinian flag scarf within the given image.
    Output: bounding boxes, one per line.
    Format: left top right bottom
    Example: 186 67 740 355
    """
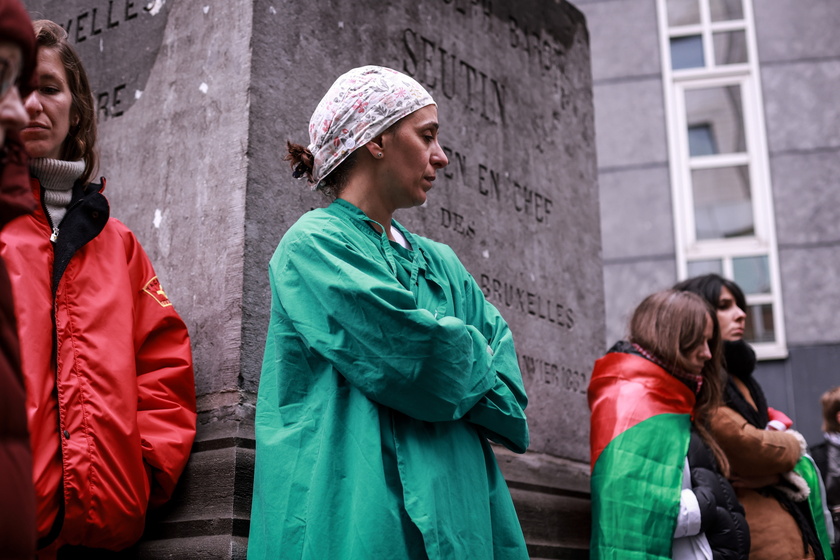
588 349 696 559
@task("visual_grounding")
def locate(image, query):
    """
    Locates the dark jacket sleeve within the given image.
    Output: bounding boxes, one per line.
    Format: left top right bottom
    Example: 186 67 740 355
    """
688 430 751 559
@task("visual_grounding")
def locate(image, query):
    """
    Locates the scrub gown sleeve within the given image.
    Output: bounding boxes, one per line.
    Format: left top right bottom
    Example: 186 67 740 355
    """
274 228 497 423
458 271 529 453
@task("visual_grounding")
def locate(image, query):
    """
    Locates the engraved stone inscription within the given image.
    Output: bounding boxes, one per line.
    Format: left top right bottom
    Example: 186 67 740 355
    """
97 83 127 120
518 353 588 395
29 0 169 121
402 28 505 124
507 16 569 73
59 0 141 43
441 145 553 225
512 179 553 224
440 207 475 238
430 0 572 76
441 0 492 16
479 273 575 330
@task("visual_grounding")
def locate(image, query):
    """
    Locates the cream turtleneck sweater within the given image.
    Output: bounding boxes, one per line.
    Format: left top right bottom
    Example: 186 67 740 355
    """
29 158 85 227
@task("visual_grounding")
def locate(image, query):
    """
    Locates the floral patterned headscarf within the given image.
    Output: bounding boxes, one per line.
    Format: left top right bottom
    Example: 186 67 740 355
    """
307 65 436 189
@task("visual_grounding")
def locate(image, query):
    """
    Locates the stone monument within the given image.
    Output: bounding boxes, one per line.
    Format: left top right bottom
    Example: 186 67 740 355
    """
22 1 601 558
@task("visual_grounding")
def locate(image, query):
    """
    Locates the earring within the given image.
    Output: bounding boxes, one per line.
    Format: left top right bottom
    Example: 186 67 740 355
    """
376 152 383 158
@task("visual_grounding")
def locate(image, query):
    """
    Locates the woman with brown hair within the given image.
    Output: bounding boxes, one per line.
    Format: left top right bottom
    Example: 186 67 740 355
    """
675 274 834 560
589 289 749 559
0 20 196 557
248 65 529 559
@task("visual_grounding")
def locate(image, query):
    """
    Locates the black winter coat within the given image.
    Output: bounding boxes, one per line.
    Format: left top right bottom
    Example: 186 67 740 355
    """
687 428 751 559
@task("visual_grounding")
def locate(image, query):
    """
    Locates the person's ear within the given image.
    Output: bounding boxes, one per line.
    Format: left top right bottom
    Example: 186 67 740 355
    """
364 135 385 159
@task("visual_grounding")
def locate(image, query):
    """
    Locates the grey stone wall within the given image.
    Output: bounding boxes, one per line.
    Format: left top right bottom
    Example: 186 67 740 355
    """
23 0 602 557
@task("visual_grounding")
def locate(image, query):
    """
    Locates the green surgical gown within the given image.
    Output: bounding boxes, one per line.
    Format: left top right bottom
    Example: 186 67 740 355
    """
248 199 530 559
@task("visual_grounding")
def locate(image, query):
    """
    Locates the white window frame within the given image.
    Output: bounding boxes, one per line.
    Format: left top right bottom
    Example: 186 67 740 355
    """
657 0 787 359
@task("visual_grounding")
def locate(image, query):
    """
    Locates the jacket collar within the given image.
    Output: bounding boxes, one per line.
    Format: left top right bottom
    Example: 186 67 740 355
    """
28 175 111 295
327 199 428 277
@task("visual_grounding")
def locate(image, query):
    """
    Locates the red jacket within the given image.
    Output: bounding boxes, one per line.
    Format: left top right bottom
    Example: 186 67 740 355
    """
0 177 196 552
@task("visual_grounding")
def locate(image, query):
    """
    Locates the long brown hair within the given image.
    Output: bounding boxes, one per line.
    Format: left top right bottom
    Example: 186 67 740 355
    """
32 20 98 185
629 289 730 474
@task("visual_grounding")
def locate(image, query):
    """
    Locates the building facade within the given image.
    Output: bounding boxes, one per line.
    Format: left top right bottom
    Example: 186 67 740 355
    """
576 0 840 443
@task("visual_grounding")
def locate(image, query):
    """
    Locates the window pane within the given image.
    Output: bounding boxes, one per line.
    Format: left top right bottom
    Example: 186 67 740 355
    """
685 85 746 154
710 0 744 22
714 30 748 65
733 255 770 294
687 259 723 277
688 124 717 156
743 303 775 343
671 35 705 70
692 165 754 239
667 0 701 26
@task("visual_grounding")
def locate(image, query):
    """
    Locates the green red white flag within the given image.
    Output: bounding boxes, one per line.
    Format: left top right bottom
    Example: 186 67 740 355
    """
588 352 696 559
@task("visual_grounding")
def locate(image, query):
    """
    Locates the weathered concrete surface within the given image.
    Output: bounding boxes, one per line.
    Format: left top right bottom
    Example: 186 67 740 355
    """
24 0 601 557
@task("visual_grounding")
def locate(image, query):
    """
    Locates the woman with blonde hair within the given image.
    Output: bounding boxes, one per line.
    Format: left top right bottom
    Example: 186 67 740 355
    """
589 289 749 559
